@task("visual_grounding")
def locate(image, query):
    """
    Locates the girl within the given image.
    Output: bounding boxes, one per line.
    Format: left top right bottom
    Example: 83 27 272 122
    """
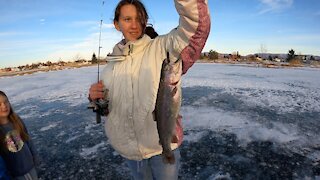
0 91 38 179
89 0 210 179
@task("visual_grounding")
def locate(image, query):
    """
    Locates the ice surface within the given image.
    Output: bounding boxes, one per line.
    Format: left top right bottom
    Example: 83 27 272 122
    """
1 63 319 179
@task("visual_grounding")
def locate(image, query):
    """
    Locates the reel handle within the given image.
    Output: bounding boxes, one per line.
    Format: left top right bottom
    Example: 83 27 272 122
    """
96 112 101 124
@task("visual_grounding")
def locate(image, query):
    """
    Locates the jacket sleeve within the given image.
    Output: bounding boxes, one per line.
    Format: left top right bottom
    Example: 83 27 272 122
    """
0 156 10 180
26 138 39 166
160 0 211 74
21 120 39 166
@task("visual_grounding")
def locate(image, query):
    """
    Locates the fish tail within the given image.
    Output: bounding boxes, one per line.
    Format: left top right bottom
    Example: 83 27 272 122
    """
171 134 179 143
163 151 175 164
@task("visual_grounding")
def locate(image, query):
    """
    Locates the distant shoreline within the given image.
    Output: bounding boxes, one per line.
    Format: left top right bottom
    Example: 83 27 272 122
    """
1 60 319 78
0 63 96 78
197 59 320 69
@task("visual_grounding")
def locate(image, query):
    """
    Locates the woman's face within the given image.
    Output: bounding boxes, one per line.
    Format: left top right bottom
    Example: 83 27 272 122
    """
0 95 10 120
114 4 143 42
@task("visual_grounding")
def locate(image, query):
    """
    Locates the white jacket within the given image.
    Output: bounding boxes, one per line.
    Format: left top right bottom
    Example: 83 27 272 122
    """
101 0 210 160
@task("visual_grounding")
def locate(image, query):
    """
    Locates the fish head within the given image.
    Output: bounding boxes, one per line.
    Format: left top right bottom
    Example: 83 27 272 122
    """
162 59 182 83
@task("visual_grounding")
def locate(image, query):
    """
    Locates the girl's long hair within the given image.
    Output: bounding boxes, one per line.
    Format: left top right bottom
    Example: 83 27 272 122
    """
114 0 149 32
0 91 29 149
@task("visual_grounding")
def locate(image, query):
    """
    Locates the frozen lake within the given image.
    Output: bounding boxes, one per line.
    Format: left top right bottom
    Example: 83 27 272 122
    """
0 63 319 179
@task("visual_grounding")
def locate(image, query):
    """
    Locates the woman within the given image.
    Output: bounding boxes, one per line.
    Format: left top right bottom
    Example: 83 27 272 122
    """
0 91 38 179
89 0 210 179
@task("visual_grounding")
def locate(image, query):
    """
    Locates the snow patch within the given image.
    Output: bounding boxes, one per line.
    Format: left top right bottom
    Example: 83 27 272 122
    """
80 142 107 159
40 122 60 131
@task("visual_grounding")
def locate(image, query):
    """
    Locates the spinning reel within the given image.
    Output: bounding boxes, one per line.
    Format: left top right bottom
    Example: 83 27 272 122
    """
88 98 109 124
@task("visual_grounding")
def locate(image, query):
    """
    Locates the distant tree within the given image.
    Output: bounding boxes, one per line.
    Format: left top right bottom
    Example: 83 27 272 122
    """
92 53 98 64
200 52 208 59
208 50 219 60
75 59 86 63
73 53 83 63
248 55 256 61
17 66 24 71
57 61 66 66
31 63 39 69
231 51 240 61
199 53 205 59
259 44 267 54
46 61 52 66
287 49 296 62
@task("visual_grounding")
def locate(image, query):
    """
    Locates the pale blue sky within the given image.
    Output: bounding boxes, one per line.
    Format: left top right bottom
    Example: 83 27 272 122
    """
1 0 319 68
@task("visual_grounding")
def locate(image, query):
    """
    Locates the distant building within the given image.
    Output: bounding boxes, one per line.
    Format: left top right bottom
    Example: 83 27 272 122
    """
274 58 281 62
256 57 263 61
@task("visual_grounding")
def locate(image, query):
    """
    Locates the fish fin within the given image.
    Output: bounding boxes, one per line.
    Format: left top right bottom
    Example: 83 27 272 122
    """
171 86 177 97
171 80 179 86
163 152 175 164
171 135 179 143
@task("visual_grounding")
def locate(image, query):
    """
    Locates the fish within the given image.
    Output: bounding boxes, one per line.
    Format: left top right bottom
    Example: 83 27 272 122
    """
155 52 182 164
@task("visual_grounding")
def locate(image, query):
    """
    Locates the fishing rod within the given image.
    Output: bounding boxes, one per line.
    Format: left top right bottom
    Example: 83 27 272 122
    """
97 1 104 83
88 0 108 124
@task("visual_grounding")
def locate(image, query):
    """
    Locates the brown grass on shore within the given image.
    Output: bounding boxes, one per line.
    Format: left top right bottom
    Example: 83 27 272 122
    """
1 59 319 78
0 63 106 78
198 58 320 69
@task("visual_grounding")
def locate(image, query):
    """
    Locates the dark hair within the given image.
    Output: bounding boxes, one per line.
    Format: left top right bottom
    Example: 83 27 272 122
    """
145 25 158 39
0 91 29 152
114 0 149 31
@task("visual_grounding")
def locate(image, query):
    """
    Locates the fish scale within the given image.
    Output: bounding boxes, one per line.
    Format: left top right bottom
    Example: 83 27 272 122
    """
155 52 182 164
